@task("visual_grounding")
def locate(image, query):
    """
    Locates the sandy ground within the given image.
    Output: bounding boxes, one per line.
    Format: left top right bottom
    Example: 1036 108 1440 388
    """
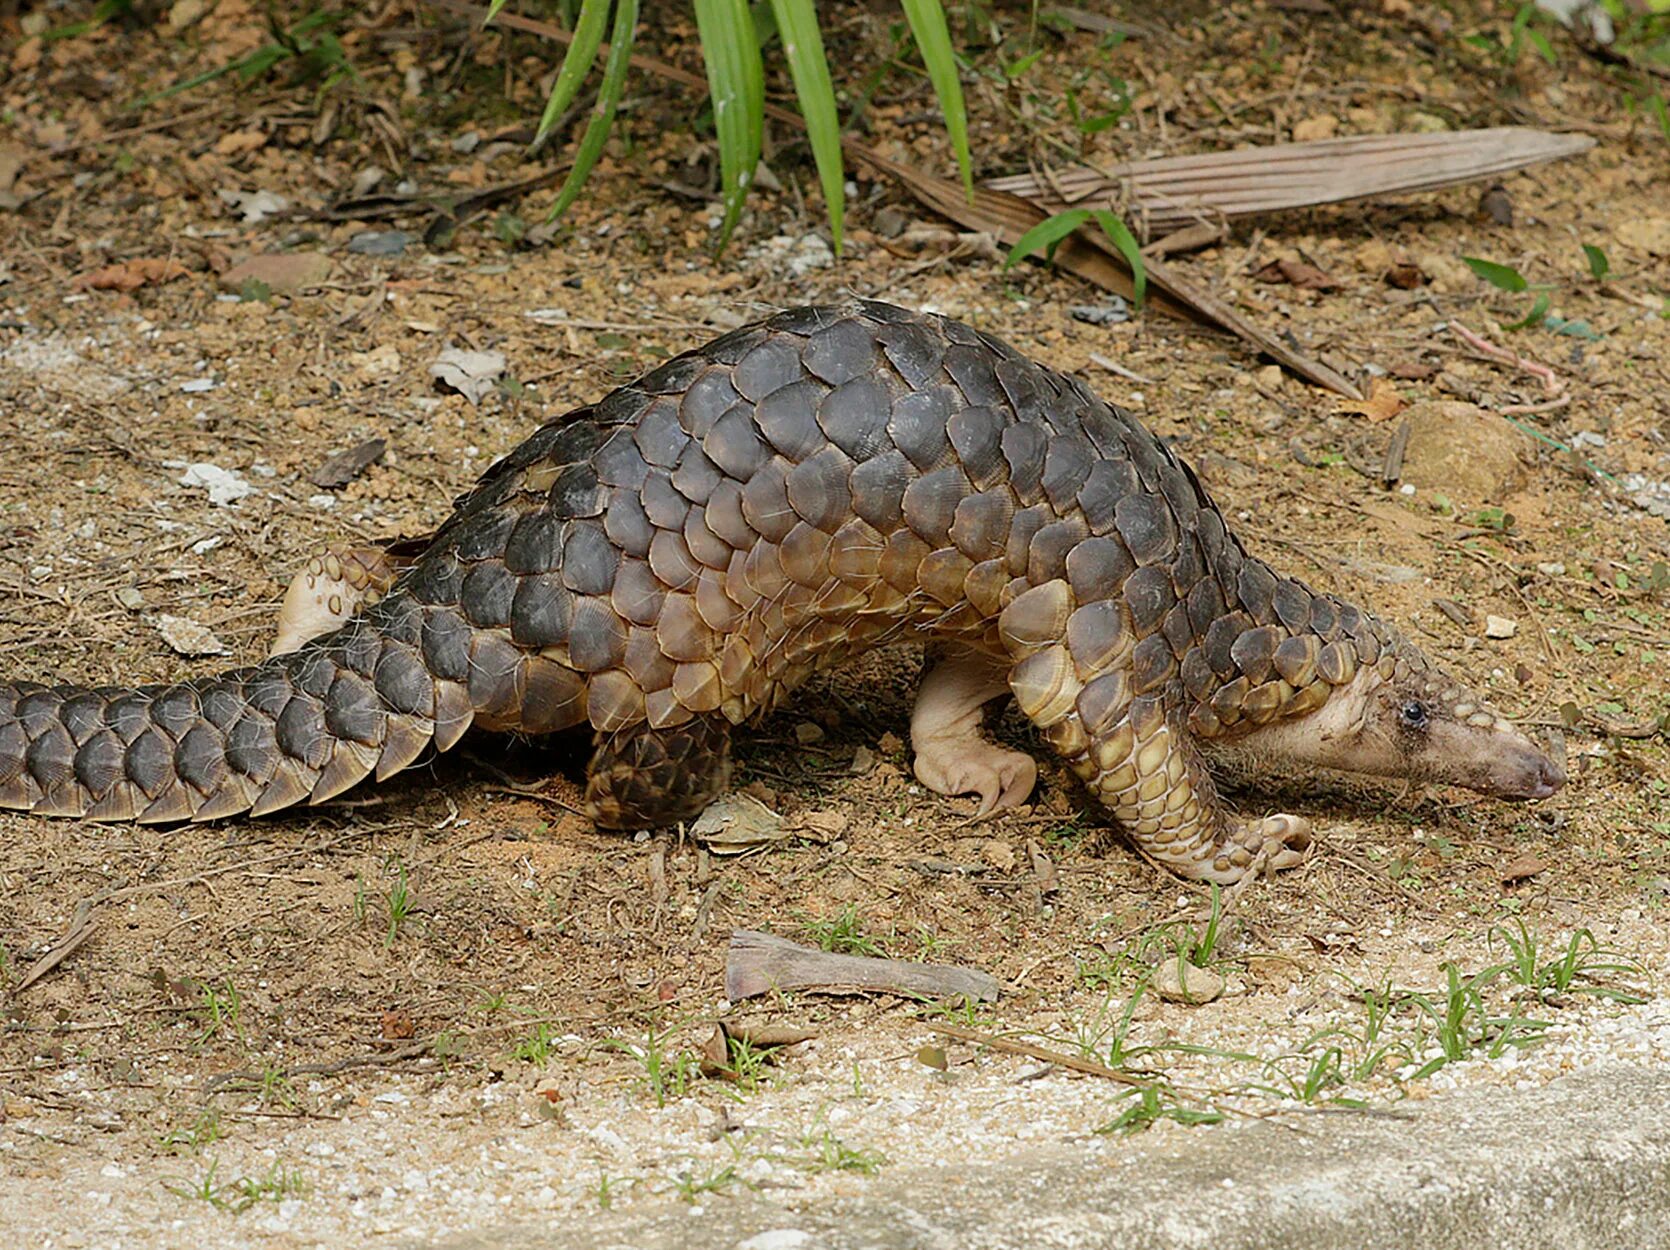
1 0 1668 1243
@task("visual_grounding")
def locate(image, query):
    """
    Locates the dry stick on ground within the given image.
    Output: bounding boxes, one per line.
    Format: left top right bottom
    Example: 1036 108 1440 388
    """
1449 320 1565 396
423 0 1361 398
926 1021 1145 1085
725 930 1001 1003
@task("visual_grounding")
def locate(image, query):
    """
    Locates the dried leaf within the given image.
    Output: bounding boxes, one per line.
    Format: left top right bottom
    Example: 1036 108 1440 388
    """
310 438 387 489
1499 850 1546 884
795 808 849 839
429 347 506 406
1026 839 1060 894
985 128 1594 239
1254 258 1337 290
154 614 229 657
692 792 789 855
1385 261 1427 289
73 258 190 292
1335 378 1405 422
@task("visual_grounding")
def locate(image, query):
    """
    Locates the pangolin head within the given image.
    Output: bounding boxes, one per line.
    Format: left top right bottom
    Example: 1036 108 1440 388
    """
1229 628 1565 801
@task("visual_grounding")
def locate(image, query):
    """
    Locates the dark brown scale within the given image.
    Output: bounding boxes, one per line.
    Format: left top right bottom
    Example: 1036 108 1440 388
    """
888 387 957 470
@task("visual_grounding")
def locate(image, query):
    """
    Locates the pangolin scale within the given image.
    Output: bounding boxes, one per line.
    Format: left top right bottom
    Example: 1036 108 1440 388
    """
0 301 1562 882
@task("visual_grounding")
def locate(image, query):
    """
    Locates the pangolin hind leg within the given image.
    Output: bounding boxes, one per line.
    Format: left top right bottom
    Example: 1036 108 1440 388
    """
271 545 412 656
584 715 734 830
910 646 1038 816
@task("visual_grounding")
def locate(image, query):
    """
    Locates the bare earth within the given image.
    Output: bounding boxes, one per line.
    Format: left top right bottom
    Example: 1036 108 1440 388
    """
1 1 1667 1245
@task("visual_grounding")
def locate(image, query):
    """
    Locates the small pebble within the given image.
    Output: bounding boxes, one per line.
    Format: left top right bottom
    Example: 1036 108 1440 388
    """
1069 299 1131 327
1485 615 1518 639
348 230 412 256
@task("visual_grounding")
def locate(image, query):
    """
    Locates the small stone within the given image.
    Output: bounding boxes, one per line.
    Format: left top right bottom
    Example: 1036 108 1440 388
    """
874 206 909 238
1292 114 1340 142
116 587 145 611
738 1232 814 1250
981 840 1016 872
348 230 412 257
1150 958 1225 1004
178 462 252 505
1254 364 1285 390
794 721 824 745
217 188 289 224
219 252 332 294
1485 615 1518 639
1069 299 1131 327
1398 401 1524 503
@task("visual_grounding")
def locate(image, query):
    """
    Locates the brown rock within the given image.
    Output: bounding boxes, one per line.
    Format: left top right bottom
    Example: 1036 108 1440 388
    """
1398 401 1524 503
218 252 333 294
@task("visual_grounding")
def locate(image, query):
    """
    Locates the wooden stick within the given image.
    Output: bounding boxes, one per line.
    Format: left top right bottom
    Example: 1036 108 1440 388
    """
725 930 1000 1003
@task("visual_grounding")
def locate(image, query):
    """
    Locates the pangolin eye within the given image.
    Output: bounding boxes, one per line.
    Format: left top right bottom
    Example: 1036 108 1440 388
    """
1399 701 1429 729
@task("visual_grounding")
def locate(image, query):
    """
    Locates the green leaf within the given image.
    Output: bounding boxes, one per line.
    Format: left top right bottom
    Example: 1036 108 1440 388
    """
1005 209 1092 269
1582 243 1610 280
1649 92 1670 143
1462 256 1528 292
1090 209 1146 309
694 0 765 253
1502 291 1550 331
900 0 973 199
1005 209 1146 310
546 0 639 223
531 0 613 149
769 0 845 253
1004 49 1045 80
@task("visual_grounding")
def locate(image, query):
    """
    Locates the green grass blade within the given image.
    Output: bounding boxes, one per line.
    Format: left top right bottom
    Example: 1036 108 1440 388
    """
899 0 972 198
768 0 844 253
532 0 614 148
546 0 639 222
1004 208 1091 268
695 0 765 253
1090 209 1146 309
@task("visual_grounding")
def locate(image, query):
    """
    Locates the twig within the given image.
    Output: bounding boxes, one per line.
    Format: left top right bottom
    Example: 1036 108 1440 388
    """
1448 321 1564 396
1089 352 1157 385
11 901 99 996
927 1022 1144 1086
1500 395 1572 417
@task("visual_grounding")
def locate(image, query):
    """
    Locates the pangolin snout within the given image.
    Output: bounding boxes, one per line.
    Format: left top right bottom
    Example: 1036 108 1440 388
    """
1490 743 1566 801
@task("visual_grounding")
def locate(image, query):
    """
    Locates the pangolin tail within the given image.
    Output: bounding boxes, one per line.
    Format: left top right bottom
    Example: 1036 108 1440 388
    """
0 591 472 823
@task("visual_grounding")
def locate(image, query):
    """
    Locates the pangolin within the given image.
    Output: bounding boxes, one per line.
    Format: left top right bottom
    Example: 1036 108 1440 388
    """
0 301 1563 883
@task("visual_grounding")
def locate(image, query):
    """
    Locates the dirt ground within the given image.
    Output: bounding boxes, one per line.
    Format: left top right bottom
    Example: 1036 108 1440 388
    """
1 0 1668 1243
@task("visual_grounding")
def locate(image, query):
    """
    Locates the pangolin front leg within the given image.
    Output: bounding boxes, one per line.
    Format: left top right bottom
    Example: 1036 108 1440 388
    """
910 645 1038 816
1001 581 1312 886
